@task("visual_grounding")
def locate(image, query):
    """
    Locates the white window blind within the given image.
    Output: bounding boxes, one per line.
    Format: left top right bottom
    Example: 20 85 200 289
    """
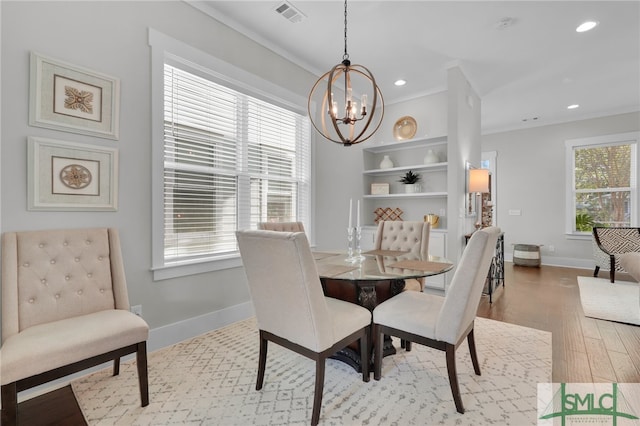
163 64 310 264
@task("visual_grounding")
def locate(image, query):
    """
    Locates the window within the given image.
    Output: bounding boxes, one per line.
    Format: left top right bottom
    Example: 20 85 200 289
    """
566 132 639 235
150 30 311 279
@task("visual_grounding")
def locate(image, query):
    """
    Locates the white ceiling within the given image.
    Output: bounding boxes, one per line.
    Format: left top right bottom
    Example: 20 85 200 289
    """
189 1 640 134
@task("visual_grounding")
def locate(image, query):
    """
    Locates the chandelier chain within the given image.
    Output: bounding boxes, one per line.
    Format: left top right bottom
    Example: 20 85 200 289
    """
343 0 349 61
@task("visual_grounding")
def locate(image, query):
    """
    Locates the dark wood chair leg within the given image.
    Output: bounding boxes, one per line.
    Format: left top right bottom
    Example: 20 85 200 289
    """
610 269 615 283
373 324 384 381
593 266 600 277
405 341 412 351
467 329 481 376
113 357 121 376
136 342 149 407
1 382 17 426
311 359 326 426
360 329 370 382
256 333 268 390
445 344 464 414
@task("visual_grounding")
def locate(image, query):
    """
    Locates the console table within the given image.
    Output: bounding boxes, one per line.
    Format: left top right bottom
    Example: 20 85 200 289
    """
465 232 504 303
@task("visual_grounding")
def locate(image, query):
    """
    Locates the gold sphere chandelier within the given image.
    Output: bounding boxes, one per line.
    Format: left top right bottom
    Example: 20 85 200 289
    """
308 0 384 147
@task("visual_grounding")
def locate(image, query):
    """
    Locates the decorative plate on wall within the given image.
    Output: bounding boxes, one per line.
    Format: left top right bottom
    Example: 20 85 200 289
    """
393 116 417 141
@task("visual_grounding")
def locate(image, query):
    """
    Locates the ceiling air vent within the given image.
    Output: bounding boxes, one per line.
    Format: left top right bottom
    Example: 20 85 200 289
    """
274 1 306 23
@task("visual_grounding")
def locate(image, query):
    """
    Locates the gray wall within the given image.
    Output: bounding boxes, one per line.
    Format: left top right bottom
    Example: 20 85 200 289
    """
2 1 638 345
482 111 640 267
0 1 317 334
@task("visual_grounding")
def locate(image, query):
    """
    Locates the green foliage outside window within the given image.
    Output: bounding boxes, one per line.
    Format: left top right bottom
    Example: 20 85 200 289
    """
574 144 631 231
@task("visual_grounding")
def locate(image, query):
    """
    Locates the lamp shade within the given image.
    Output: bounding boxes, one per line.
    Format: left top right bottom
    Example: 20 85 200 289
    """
468 168 490 193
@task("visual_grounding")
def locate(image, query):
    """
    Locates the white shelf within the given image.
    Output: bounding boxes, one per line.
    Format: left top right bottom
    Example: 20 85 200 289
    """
363 192 448 199
364 135 447 154
363 162 447 175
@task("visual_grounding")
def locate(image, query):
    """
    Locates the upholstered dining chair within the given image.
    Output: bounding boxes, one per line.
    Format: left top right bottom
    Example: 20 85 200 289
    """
236 229 371 426
374 221 430 292
372 226 501 414
258 221 306 233
374 220 431 351
0 228 149 425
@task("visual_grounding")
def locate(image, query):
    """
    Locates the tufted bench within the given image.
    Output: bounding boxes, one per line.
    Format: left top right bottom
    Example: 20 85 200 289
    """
592 227 640 283
0 228 149 425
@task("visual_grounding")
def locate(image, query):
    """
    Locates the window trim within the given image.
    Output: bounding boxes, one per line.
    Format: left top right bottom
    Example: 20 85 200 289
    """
149 28 311 280
565 131 639 236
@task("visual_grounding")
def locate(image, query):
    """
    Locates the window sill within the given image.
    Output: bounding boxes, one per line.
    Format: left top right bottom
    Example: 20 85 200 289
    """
152 254 242 281
565 233 591 241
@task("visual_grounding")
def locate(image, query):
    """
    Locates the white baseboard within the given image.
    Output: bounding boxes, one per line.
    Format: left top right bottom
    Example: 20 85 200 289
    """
505 253 593 270
147 301 254 352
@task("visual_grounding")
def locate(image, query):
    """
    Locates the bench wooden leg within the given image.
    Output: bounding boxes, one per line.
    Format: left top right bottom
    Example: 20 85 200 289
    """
1 382 17 426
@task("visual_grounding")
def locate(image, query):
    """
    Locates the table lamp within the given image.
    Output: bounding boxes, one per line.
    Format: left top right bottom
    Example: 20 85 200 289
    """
468 168 490 229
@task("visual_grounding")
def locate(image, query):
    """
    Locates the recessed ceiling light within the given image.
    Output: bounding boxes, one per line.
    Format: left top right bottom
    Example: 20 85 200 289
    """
394 79 407 87
495 17 516 30
567 104 580 109
576 21 598 32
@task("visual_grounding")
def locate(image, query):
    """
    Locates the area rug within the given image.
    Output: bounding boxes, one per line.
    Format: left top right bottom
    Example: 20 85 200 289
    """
577 276 640 326
72 317 551 425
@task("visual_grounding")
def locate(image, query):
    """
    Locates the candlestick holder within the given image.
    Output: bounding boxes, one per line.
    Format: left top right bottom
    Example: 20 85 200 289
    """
346 227 356 262
354 226 365 262
346 227 365 263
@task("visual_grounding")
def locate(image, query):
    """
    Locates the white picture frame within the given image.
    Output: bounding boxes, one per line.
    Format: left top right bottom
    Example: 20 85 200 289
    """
28 136 119 211
29 52 120 140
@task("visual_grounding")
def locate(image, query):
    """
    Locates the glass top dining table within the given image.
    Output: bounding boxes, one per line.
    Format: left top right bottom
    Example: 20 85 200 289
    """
313 249 454 372
313 249 454 282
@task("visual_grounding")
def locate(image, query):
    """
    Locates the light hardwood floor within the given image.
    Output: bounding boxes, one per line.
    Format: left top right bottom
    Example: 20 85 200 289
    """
13 262 640 425
477 262 640 383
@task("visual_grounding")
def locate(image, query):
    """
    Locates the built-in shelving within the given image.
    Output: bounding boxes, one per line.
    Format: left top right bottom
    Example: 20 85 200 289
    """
363 162 448 176
362 135 449 204
363 192 448 199
364 135 447 154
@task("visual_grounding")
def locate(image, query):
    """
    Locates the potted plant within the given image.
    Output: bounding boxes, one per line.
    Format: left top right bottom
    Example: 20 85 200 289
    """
399 170 421 193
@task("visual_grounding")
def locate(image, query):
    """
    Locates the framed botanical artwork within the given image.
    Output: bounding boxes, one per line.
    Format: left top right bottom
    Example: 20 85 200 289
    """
29 52 120 140
28 137 119 211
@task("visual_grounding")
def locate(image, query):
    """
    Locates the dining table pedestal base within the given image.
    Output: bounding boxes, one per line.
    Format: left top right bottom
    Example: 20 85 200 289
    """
320 277 405 373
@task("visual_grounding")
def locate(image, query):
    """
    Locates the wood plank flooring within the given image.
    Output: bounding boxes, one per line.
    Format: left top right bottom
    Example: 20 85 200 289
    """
477 262 640 383
10 263 640 425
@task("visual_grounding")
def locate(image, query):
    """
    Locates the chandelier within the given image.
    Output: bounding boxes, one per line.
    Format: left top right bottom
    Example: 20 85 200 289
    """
308 0 384 146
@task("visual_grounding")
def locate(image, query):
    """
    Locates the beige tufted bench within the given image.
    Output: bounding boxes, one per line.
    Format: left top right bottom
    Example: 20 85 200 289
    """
0 228 149 425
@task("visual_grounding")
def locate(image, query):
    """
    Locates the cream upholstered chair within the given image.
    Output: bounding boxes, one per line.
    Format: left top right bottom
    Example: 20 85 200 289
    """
374 221 431 351
0 228 149 425
236 229 371 426
374 220 430 292
372 226 501 414
258 221 305 233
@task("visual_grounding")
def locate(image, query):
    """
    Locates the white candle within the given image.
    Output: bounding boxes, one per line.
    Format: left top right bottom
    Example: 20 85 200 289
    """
348 199 353 229
356 200 361 228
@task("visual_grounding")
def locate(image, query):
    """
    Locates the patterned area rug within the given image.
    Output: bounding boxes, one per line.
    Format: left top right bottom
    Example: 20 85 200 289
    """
72 317 551 425
577 276 640 325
